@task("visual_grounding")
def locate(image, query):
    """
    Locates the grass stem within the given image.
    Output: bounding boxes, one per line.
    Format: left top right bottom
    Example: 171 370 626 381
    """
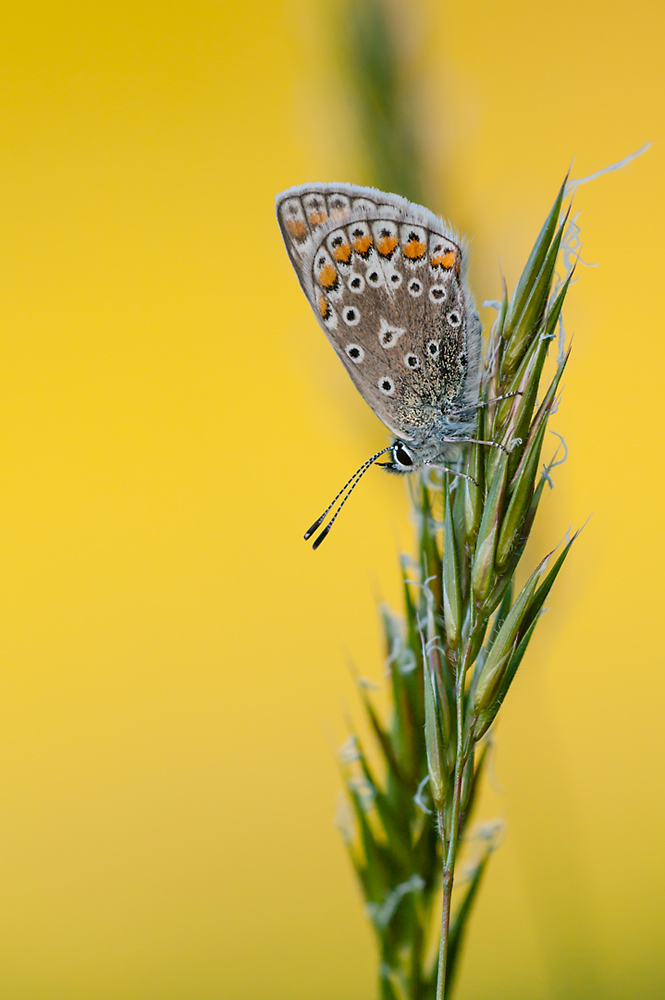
337 171 577 998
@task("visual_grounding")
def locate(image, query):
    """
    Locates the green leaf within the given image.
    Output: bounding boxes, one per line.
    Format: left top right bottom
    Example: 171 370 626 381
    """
488 582 514 647
419 482 443 610
496 416 549 568
502 175 568 342
381 605 421 784
358 685 408 787
488 275 509 358
379 964 411 1000
475 532 579 738
502 210 569 374
463 411 485 542
531 344 571 427
427 606 452 757
472 615 539 741
502 265 571 468
351 731 413 865
423 657 447 811
473 556 544 715
443 479 462 648
521 530 579 636
493 328 547 435
346 783 393 904
471 450 509 603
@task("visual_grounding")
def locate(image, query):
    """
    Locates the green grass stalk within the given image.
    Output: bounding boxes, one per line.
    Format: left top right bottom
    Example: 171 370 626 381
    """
332 3 579 995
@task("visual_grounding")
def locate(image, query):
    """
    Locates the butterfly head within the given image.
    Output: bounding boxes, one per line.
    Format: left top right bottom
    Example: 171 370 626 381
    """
378 440 418 474
379 437 461 474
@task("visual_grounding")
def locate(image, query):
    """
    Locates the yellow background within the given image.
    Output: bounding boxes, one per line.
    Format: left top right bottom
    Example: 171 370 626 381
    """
0 1 663 997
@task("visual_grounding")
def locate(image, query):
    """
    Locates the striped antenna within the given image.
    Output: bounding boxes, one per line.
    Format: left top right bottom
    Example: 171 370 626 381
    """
304 446 393 550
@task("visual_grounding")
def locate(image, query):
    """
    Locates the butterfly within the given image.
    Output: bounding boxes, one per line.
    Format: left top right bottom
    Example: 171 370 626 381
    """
275 183 488 548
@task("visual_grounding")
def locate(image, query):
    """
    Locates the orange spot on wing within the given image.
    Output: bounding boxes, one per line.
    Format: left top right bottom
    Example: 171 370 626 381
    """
352 233 373 255
318 294 330 319
308 210 327 227
332 243 352 263
377 234 398 257
403 238 426 259
317 263 338 289
285 218 307 239
432 250 457 269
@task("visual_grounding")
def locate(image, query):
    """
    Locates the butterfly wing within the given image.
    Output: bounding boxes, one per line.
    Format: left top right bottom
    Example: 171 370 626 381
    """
276 183 394 291
276 184 480 442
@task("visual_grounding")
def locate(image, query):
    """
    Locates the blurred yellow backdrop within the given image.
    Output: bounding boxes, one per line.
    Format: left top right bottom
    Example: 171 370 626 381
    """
0 1 663 998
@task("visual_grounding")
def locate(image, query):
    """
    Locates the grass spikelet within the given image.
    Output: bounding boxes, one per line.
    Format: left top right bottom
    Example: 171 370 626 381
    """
332 2 582 995
339 179 578 998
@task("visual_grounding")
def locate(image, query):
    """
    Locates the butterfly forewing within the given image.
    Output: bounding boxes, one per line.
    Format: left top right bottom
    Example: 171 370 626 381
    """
276 184 393 293
276 184 481 443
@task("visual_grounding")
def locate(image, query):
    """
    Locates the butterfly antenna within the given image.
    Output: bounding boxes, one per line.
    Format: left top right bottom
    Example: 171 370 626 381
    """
304 446 393 549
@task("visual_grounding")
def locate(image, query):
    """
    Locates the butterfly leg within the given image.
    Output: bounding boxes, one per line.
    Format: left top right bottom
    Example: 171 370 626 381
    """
426 463 478 487
455 390 522 414
440 436 510 455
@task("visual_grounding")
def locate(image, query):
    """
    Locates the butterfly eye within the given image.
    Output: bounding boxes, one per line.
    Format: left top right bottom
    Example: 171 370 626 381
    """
393 442 414 467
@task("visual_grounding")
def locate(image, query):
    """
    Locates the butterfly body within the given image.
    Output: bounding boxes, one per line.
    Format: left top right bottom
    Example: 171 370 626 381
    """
276 183 482 475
